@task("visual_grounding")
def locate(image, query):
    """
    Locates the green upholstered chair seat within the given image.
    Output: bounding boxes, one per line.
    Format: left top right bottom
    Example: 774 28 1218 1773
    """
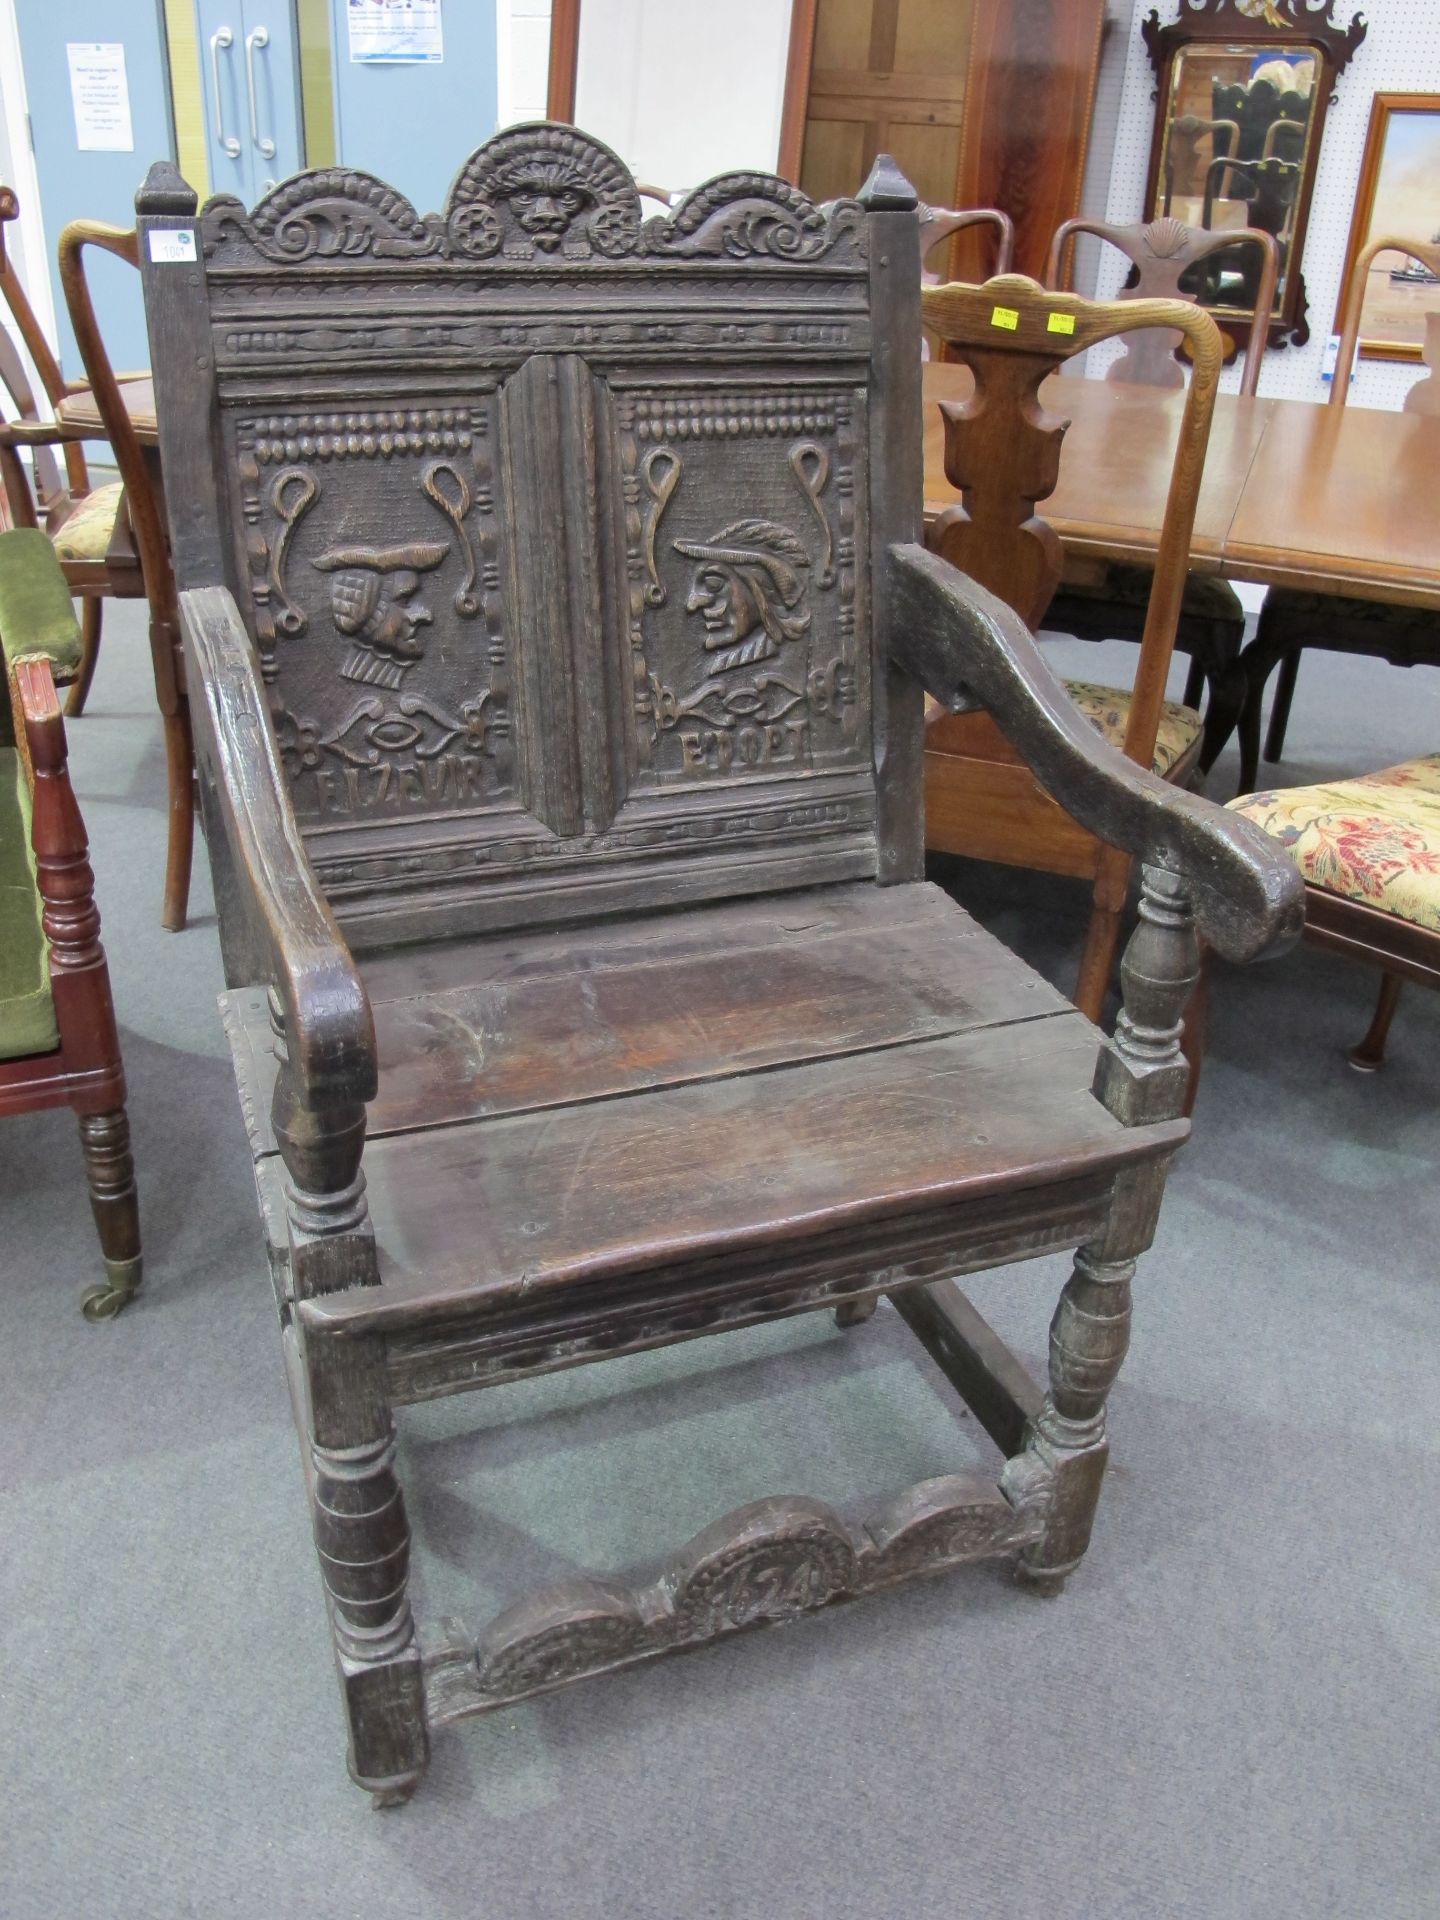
0 744 57 1060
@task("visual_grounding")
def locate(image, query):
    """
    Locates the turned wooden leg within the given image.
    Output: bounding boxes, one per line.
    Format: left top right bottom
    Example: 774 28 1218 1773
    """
1264 651 1301 765
65 599 103 719
77 1107 142 1319
1013 1246 1135 1595
1348 972 1403 1073
1011 865 1199 1592
304 1327 428 1806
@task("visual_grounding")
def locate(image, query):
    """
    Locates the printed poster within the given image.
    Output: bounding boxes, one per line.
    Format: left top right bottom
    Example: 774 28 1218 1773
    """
66 43 134 153
348 0 444 64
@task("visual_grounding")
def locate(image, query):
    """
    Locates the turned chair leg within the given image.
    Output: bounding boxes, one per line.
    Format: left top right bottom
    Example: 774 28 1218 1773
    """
1264 650 1301 765
65 599 103 719
1012 1245 1135 1596
1348 972 1403 1073
78 1107 142 1319
303 1325 429 1806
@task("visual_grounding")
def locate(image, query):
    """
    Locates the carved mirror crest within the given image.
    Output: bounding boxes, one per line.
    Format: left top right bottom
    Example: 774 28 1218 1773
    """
1141 0 1367 349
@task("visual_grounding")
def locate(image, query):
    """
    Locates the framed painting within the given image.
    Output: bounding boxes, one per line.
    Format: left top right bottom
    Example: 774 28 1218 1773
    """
1336 93 1440 362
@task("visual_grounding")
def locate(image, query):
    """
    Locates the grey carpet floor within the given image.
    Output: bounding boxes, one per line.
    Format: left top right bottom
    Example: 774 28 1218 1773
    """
3 601 1438 1920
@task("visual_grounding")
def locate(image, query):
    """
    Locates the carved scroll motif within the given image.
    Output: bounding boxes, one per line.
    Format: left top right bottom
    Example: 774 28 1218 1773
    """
788 440 836 587
420 459 479 616
640 447 680 605
423 1475 1045 1726
268 467 318 637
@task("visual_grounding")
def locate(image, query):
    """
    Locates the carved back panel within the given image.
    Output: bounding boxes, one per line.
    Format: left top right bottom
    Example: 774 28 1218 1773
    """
137 130 923 949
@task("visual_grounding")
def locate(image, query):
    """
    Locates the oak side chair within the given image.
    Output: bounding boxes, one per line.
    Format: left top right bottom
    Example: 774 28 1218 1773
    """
136 131 1300 1805
921 272 1224 1022
0 528 141 1318
1041 215 1279 773
1236 237 1440 796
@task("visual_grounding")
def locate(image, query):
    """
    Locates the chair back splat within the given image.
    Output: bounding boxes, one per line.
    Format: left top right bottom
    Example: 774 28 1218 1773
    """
136 130 925 957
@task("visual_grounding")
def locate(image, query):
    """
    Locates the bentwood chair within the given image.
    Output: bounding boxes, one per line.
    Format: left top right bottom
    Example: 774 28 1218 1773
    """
1040 216 1279 772
58 219 195 932
1227 754 1440 1073
921 272 1223 1020
137 135 1297 1803
0 186 136 713
0 528 141 1317
1236 238 1440 795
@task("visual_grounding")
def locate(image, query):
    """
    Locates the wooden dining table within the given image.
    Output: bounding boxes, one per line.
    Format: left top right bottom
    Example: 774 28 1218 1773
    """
922 363 1440 611
62 366 1440 611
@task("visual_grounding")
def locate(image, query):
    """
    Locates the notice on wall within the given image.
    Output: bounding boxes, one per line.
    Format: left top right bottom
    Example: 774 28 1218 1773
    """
347 0 444 64
66 43 134 153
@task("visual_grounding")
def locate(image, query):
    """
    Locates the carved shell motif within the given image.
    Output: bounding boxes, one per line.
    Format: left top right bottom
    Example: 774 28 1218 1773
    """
199 125 865 268
1140 216 1197 262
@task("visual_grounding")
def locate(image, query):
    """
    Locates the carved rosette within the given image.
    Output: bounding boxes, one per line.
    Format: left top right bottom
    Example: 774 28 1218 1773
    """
617 384 866 786
428 1474 1045 1722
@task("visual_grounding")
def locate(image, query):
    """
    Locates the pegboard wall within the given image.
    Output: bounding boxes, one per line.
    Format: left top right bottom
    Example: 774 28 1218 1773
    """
1090 0 1440 405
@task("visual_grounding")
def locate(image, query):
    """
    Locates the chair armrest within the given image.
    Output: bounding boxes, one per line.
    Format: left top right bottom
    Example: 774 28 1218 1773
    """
181 585 377 1110
0 417 108 450
0 529 86 683
889 542 1304 963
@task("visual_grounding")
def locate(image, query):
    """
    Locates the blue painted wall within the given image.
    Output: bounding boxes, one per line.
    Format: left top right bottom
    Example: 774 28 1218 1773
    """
15 0 175 377
328 0 499 215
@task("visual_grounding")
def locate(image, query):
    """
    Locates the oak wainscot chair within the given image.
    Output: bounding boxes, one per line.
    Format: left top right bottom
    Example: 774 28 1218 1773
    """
1040 215 1279 774
1236 237 1440 795
137 131 1300 1804
920 272 1228 1022
0 528 141 1317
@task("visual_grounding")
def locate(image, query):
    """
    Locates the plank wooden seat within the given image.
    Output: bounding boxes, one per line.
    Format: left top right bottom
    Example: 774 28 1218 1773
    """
139 129 1300 1805
223 883 1185 1350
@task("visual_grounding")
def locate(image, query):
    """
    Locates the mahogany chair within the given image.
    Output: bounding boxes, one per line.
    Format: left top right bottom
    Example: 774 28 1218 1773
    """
1041 215 1279 773
137 135 1297 1803
58 219 195 932
1161 114 1238 213
921 272 1224 1021
919 205 1014 360
1227 755 1440 1074
0 527 141 1318
1236 237 1440 795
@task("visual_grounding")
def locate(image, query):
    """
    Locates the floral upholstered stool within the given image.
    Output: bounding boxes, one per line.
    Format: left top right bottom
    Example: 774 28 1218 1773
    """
1228 756 1440 1069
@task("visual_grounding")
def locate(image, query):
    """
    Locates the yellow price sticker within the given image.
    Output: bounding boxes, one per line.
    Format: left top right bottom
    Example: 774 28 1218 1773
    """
990 305 1020 331
1047 311 1077 335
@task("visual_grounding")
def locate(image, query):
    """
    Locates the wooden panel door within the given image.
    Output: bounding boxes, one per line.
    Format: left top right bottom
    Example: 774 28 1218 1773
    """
798 0 976 211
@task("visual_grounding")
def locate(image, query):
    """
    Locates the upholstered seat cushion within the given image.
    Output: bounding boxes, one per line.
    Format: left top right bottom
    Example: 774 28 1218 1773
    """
1259 587 1439 648
49 481 124 563
1063 680 1203 779
0 744 57 1060
1228 756 1440 932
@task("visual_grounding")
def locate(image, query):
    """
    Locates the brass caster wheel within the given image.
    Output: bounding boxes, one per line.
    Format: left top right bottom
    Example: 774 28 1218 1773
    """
80 1281 136 1322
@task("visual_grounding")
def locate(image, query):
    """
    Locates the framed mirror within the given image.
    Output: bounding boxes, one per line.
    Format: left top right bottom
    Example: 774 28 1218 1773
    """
1141 1 1366 349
